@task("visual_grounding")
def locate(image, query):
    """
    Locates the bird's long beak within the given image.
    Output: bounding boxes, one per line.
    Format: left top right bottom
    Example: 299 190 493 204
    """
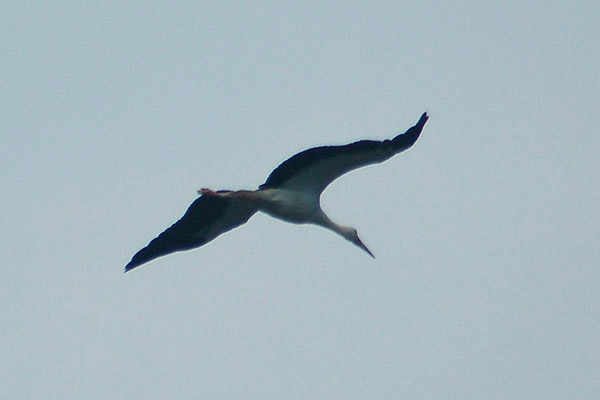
356 236 375 258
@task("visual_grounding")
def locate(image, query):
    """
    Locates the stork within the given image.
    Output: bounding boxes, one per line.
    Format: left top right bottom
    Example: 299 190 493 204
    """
125 112 428 271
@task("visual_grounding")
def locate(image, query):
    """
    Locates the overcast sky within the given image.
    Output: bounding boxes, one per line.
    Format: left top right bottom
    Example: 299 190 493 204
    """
2 1 599 399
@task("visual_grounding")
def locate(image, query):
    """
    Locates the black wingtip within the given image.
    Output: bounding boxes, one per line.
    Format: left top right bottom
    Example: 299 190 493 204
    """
124 254 147 273
123 261 137 273
407 112 429 138
390 112 429 150
417 112 429 129
124 253 152 273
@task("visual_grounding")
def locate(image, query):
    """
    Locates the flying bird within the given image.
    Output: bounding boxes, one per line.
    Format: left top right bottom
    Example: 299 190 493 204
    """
125 112 428 271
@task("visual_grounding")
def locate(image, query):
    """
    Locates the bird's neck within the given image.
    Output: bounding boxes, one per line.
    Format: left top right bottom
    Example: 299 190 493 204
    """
313 210 351 239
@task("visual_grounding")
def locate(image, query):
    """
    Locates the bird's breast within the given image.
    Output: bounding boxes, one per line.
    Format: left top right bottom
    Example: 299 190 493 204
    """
254 188 320 224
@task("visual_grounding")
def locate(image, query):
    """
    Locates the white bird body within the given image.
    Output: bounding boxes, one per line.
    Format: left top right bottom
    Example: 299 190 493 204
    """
125 112 428 271
253 188 322 224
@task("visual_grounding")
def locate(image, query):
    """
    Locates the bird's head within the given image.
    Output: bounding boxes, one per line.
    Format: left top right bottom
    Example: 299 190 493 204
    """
342 227 375 258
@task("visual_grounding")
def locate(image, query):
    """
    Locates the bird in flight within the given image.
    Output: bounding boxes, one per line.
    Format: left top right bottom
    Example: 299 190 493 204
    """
125 112 428 272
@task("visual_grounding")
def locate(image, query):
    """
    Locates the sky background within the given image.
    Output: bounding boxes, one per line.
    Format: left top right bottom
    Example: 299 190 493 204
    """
2 1 599 398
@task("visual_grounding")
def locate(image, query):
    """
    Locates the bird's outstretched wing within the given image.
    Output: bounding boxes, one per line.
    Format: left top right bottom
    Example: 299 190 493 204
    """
260 112 428 194
125 194 257 272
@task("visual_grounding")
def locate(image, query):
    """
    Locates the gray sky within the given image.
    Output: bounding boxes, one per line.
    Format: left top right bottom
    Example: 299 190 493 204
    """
2 1 599 399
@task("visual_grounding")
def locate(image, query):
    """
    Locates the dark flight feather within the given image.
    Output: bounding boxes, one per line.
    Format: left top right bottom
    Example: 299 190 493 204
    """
260 112 428 191
125 195 232 272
